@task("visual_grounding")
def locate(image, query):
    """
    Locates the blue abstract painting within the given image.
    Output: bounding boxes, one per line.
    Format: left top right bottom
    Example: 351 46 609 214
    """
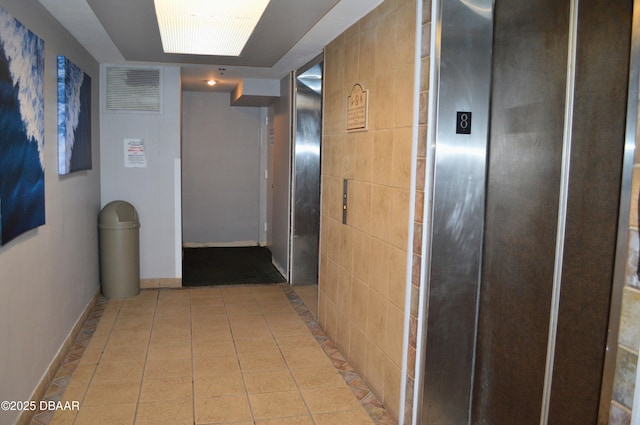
0 6 45 246
57 56 91 175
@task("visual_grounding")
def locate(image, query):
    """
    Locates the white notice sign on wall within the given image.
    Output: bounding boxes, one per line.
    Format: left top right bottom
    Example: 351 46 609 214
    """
124 138 147 168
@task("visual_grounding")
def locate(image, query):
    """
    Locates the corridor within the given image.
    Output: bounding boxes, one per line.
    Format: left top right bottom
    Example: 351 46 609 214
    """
31 285 394 425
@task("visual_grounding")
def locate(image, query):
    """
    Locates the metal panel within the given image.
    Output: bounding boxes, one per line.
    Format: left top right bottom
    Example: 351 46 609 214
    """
472 1 569 423
290 61 323 286
419 0 493 423
549 1 631 423
599 1 640 422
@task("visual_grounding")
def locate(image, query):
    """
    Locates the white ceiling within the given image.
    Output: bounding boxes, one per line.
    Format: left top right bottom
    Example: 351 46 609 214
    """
37 0 383 92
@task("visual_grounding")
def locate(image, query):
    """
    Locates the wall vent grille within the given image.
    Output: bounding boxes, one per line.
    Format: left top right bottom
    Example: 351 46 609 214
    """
106 66 161 112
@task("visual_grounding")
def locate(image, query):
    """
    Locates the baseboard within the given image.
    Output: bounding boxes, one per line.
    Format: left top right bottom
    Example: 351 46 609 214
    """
16 288 100 425
183 241 260 248
140 278 182 289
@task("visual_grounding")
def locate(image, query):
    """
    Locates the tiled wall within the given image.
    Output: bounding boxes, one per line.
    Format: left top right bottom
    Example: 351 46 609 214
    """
319 0 417 421
402 1 430 423
610 97 640 424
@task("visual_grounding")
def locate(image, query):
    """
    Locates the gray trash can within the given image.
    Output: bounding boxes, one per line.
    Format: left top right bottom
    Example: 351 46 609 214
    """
99 200 140 298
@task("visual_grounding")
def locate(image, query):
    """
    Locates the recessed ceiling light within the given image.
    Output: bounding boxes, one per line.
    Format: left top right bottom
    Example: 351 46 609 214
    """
206 80 216 86
154 0 271 56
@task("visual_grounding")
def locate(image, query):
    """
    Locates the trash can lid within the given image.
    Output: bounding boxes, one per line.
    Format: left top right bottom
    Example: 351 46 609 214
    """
99 200 140 229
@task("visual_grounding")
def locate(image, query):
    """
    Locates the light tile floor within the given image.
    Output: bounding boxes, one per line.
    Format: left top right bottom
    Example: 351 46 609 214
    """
31 284 395 425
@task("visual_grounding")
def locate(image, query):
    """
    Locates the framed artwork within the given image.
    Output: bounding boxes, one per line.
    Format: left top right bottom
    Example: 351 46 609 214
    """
58 55 91 175
0 5 45 246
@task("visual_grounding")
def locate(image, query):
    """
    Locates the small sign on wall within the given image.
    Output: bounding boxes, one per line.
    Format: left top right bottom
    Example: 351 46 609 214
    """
124 138 147 168
347 83 368 132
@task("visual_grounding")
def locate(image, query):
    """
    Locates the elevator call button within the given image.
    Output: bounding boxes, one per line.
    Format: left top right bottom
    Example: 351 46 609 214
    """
456 111 472 134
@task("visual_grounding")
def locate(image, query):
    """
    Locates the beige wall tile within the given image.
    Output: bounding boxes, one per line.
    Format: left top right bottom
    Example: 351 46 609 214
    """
352 230 371 283
358 27 377 85
349 181 372 233
354 131 374 182
375 10 399 75
385 304 405 367
338 225 354 271
349 324 368 374
336 308 352 356
369 238 391 298
388 246 408 309
370 184 394 242
392 127 414 188
391 189 411 249
372 72 396 130
366 289 389 349
373 130 394 186
383 359 402 419
351 277 370 331
365 339 387 398
345 35 360 84
336 267 354 316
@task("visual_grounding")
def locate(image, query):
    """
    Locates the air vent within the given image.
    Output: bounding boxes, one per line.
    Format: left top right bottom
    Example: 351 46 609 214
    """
106 66 161 112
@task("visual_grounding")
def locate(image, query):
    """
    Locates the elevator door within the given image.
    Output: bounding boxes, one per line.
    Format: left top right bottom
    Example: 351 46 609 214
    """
420 0 632 424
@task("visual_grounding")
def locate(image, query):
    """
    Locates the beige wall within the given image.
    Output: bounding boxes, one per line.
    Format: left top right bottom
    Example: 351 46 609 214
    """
0 1 101 424
319 0 417 420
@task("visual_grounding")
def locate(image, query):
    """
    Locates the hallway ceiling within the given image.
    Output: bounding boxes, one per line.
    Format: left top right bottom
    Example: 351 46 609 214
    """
37 0 383 92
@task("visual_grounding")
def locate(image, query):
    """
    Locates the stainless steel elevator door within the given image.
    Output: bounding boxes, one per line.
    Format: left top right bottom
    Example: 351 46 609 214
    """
420 0 632 423
290 61 323 286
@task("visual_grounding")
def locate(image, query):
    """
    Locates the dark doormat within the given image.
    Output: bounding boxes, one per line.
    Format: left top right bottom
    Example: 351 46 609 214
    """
182 246 286 286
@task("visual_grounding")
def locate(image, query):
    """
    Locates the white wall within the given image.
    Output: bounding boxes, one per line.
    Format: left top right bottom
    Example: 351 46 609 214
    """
182 91 262 245
271 74 293 277
0 1 100 423
100 65 181 279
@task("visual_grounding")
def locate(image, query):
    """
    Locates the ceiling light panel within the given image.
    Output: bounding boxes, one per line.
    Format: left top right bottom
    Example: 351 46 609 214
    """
154 0 270 56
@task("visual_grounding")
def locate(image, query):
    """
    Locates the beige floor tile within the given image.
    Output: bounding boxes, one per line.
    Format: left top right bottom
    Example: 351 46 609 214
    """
281 348 334 369
191 325 233 342
223 293 258 305
144 358 192 378
313 409 374 425
70 363 97 384
149 329 191 346
267 322 311 338
139 376 193 402
49 407 78 425
193 355 240 377
191 304 227 322
225 302 264 317
147 342 191 360
59 379 89 404
73 403 136 425
230 322 273 339
253 291 290 303
100 343 148 363
290 367 347 389
92 360 145 382
135 399 193 425
238 350 287 372
194 372 245 398
255 417 315 425
249 391 309 420
301 387 363 414
82 380 140 406
106 329 151 347
195 395 252 423
234 336 278 353
244 369 297 393
189 287 223 298
192 338 236 357
259 301 296 314
275 334 319 351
